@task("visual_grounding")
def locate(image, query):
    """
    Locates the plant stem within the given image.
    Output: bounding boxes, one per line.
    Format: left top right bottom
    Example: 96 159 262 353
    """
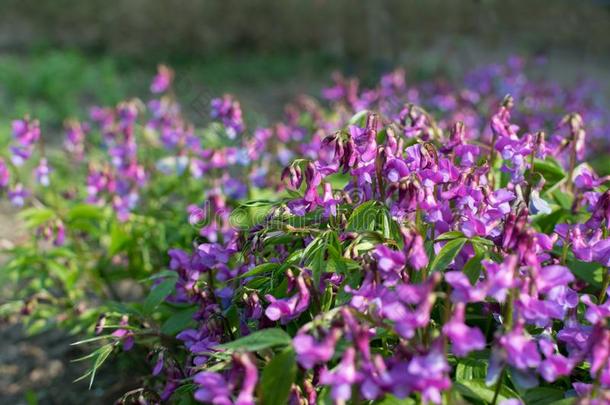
601 227 609 303
488 131 498 188
599 269 609 303
491 367 506 405
566 141 577 194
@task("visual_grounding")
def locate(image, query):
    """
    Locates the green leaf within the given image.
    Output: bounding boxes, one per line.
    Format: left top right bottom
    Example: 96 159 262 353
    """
306 236 328 284
161 306 198 335
217 328 292 351
454 379 519 403
534 209 567 234
46 260 70 283
348 110 370 126
523 387 566 405
568 258 604 289
143 277 177 315
435 231 465 241
455 357 487 381
258 349 297 405
463 254 483 285
430 238 467 273
239 262 280 279
108 221 130 255
551 190 573 210
533 158 566 192
347 200 381 232
546 399 576 405
74 344 113 389
67 203 105 221
18 207 55 228
470 236 494 247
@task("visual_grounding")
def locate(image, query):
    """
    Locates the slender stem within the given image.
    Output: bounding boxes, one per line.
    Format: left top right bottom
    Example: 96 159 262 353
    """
566 142 577 194
491 367 506 405
600 266 610 303
601 227 609 303
488 131 498 188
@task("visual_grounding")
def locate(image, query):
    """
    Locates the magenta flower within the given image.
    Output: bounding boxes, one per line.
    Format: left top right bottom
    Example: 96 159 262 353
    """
112 315 134 351
150 65 173 94
64 120 87 160
319 347 361 402
443 303 486 356
535 265 574 293
374 245 406 286
499 324 541 370
35 158 51 187
293 328 341 369
0 158 9 188
402 228 428 270
193 372 231 405
264 273 310 324
211 95 244 139
8 183 28 207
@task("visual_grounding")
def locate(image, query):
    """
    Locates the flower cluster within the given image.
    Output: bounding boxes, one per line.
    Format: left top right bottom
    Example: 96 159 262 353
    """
2 60 609 405
132 67 609 404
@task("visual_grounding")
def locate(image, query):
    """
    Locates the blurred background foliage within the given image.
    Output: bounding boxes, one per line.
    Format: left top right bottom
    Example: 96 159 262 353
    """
0 0 609 131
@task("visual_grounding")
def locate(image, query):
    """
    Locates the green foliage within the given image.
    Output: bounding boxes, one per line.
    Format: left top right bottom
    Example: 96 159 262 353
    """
258 348 297 405
216 328 292 352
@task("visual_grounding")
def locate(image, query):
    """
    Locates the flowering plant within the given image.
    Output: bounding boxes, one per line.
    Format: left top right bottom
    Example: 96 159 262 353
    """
1 59 609 404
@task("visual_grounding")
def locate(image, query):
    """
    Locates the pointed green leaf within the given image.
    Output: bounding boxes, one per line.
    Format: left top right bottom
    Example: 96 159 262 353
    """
463 254 483 285
143 277 177 315
259 349 297 405
454 379 519 403
161 306 198 335
217 328 291 351
435 231 465 241
430 238 467 273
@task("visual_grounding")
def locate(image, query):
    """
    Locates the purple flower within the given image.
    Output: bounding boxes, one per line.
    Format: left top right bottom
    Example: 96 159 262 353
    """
0 158 9 188
8 183 28 207
265 273 310 324
374 245 406 286
517 294 565 328
320 183 338 217
150 65 173 94
112 315 134 351
384 158 410 182
234 353 258 405
12 117 40 146
193 372 231 405
177 328 218 364
402 228 429 270
211 95 244 139
35 158 51 186
443 303 486 356
537 336 573 382
455 144 480 167
403 343 451 404
499 324 541 370
483 255 517 303
293 328 341 368
64 120 87 160
535 265 574 294
152 351 164 376
445 272 486 303
581 295 610 325
319 347 361 402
